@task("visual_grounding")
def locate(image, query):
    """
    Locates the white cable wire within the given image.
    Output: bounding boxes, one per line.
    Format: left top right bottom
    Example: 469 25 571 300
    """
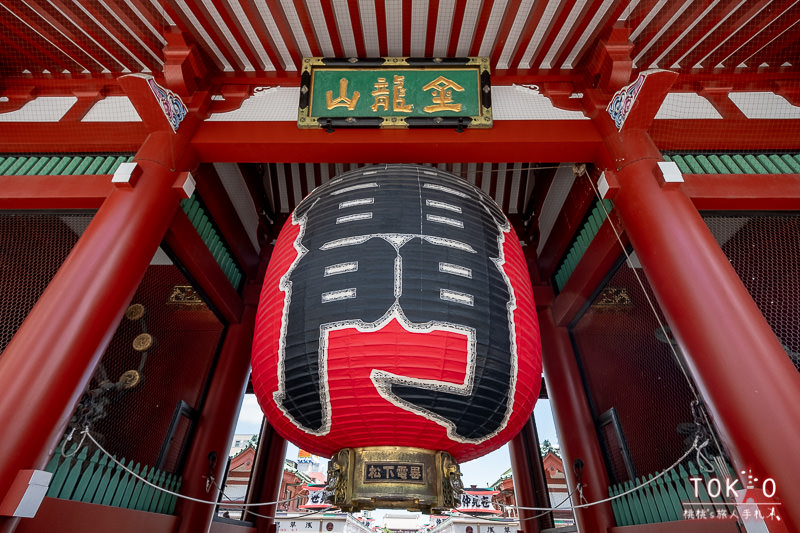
60 427 88 458
462 487 579 523
245 505 338 520
82 428 306 509
83 430 702 515
508 436 700 512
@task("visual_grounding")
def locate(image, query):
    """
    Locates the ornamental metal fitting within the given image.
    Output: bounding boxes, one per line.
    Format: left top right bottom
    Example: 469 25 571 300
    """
325 447 463 513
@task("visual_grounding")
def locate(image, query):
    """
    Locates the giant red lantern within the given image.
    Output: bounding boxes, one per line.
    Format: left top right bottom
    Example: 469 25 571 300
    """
252 165 541 511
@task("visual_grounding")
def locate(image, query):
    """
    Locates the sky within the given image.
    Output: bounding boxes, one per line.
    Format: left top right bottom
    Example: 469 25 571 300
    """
234 394 559 488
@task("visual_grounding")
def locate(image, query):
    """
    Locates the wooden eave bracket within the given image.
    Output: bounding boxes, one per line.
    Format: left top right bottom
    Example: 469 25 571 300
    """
0 86 36 114
582 25 633 94
118 73 210 133
585 69 679 138
60 88 105 122
697 83 747 120
541 82 584 112
774 81 800 107
209 85 254 114
163 28 211 97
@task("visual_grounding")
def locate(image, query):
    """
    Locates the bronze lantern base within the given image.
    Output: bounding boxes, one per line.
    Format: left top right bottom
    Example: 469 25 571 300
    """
325 446 463 512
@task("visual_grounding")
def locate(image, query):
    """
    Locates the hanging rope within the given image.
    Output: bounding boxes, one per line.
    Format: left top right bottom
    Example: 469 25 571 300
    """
508 434 704 512
81 427 317 510
244 504 339 521
79 425 710 520
60 427 88 458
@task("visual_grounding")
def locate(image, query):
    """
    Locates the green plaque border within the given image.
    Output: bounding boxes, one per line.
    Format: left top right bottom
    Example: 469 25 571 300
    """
298 57 492 131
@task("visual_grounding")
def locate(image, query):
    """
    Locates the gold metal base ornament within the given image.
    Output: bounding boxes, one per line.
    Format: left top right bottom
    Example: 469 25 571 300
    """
325 446 462 512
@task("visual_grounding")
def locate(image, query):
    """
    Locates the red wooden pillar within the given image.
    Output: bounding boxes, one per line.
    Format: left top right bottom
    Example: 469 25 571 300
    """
603 131 800 532
244 420 288 533
583 69 800 531
175 292 260 533
0 132 193 532
536 292 616 533
509 416 551 533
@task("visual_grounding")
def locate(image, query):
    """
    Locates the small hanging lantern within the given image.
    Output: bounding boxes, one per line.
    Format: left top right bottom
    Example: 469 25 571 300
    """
252 165 542 511
300 484 329 509
457 488 502 515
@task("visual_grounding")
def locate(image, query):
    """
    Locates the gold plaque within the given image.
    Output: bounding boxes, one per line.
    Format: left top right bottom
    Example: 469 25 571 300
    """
168 285 206 307
298 57 492 130
132 333 154 352
592 286 633 311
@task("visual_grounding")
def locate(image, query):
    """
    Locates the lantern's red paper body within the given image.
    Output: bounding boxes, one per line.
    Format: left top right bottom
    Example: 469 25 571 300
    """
252 166 541 463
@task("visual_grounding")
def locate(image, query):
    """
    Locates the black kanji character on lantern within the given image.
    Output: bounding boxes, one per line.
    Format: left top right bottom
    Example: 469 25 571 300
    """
275 165 514 442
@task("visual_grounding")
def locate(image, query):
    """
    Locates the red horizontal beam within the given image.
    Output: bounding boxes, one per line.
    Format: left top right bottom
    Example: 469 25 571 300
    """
193 163 260 278
683 173 800 210
0 123 147 153
2 116 797 161
190 120 604 164
2 65 797 94
18 497 178 533
551 212 629 326
0 174 113 209
651 119 800 152
536 173 597 280
164 209 243 324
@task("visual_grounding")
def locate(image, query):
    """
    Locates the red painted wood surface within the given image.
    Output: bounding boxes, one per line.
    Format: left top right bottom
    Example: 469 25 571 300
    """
0 133 188 532
606 132 800 533
0 174 113 209
189 120 603 164
536 288 616 533
609 520 740 533
175 300 259 533
682 173 800 211
14 498 177 533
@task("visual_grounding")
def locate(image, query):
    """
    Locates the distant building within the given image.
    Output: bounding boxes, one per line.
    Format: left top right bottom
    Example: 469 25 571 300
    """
458 487 502 516
384 512 422 533
490 452 574 526
229 433 257 456
429 514 518 533
491 470 516 518
541 452 573 525
219 441 259 518
279 461 314 512
220 444 324 518
296 449 327 484
276 512 373 533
